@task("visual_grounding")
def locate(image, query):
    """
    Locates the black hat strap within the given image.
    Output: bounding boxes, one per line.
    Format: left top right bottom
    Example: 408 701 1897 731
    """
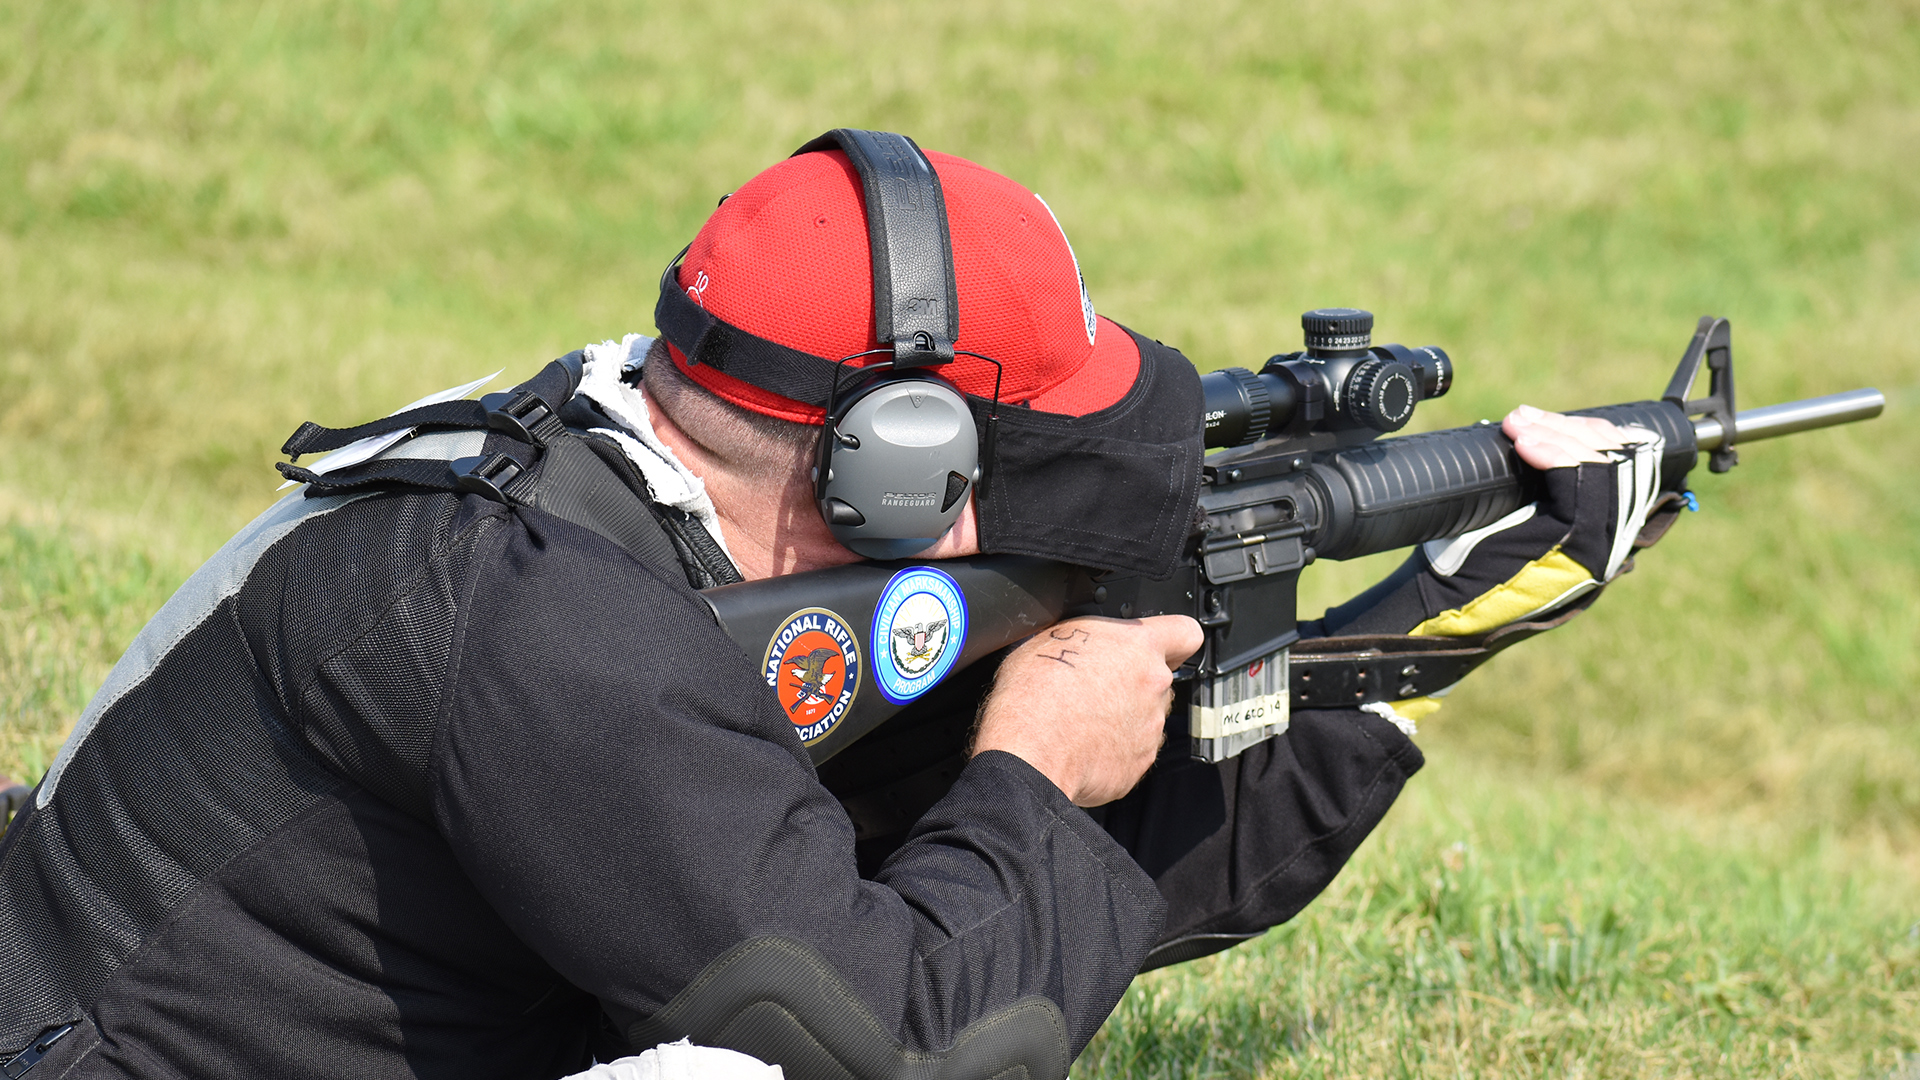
653 246 844 407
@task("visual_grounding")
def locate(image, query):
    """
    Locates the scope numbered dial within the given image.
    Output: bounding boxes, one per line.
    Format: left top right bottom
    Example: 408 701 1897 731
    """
1342 358 1419 431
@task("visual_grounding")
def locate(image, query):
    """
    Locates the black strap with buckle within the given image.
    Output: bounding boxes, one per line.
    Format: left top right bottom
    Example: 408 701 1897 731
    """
451 452 528 503
273 353 741 589
1289 595 1598 707
282 353 584 463
281 400 489 460
483 386 568 447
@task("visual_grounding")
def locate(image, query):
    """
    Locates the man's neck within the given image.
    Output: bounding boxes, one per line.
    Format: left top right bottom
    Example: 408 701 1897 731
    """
639 383 864 582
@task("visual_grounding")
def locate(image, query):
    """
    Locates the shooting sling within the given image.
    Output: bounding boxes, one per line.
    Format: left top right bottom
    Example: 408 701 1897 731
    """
1289 489 1686 712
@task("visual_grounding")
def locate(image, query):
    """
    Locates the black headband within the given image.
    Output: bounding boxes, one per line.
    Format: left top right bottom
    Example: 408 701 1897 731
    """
654 129 965 407
791 129 959 366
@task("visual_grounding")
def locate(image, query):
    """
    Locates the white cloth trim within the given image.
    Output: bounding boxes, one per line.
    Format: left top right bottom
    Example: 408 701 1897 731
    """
1422 502 1538 578
564 1039 783 1080
577 334 732 562
1604 425 1664 581
1508 576 1601 627
1361 701 1419 738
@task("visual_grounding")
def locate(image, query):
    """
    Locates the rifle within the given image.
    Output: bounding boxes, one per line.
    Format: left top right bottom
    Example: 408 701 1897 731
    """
700 314 1883 765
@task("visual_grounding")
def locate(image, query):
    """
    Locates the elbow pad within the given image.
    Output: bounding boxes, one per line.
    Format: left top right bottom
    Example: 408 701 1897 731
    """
628 937 1071 1080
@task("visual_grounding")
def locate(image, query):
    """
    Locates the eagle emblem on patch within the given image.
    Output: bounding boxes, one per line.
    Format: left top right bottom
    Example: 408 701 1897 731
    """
872 567 968 705
890 615 949 677
762 607 862 745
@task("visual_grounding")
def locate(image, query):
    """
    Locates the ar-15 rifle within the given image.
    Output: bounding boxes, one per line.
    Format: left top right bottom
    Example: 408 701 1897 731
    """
699 312 1883 766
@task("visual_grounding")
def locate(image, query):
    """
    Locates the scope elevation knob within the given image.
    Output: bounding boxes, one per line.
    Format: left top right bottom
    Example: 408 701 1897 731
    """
1302 308 1374 353
1344 359 1419 432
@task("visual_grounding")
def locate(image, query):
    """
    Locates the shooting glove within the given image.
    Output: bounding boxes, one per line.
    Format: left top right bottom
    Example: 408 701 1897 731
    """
1307 415 1683 730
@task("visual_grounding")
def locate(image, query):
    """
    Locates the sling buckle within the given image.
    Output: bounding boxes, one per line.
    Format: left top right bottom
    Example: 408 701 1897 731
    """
454 453 526 504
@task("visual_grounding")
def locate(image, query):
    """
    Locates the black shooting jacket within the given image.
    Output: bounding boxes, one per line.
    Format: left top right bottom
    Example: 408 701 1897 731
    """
0 438 1421 1080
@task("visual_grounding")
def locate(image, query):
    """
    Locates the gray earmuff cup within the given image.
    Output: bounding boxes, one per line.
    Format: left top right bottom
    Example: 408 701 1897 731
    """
819 378 978 560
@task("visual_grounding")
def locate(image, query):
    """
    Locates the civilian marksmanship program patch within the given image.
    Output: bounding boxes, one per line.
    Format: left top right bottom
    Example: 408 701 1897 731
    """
872 566 968 705
763 607 862 745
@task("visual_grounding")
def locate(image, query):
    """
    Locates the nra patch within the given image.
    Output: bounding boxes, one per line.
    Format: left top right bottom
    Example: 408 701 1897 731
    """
763 607 862 745
872 566 968 705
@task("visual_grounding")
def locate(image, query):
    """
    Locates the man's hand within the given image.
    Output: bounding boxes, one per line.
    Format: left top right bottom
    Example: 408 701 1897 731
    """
973 615 1203 808
1402 404 1668 634
1503 403 1630 469
1318 405 1676 640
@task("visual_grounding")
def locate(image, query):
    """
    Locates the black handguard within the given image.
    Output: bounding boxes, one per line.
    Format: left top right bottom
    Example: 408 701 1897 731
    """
1297 400 1696 562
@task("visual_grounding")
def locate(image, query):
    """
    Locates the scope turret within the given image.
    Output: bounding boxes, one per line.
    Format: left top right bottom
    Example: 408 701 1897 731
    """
1200 308 1453 449
1343 357 1419 431
1301 308 1374 356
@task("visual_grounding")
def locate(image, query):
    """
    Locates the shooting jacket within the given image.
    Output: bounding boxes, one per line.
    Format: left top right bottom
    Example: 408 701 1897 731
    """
0 345 1422 1080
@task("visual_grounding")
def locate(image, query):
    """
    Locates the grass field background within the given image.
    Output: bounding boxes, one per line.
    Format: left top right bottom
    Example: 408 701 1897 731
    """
1 0 1916 1075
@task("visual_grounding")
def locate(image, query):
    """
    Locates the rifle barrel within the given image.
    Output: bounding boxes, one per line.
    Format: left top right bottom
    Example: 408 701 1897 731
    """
1693 388 1884 450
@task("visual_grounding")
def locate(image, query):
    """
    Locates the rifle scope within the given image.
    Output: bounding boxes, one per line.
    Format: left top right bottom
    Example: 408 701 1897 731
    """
1201 308 1453 448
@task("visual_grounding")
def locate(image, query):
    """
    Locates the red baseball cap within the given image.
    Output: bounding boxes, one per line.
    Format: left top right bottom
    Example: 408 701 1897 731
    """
657 148 1140 424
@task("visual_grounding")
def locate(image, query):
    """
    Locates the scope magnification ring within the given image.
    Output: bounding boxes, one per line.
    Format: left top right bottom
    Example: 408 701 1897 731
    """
1221 367 1271 446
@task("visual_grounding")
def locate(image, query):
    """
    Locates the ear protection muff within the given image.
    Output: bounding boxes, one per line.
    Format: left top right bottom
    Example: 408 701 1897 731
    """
814 371 980 559
790 129 1000 560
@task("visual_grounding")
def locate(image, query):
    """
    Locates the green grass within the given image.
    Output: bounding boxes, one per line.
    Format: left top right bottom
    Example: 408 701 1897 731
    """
1079 754 1920 1078
2 0 1916 1074
0 524 171 786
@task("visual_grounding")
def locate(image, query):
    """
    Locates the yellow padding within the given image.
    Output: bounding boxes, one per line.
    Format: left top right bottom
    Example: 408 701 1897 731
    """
1388 696 1447 723
1411 547 1595 637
